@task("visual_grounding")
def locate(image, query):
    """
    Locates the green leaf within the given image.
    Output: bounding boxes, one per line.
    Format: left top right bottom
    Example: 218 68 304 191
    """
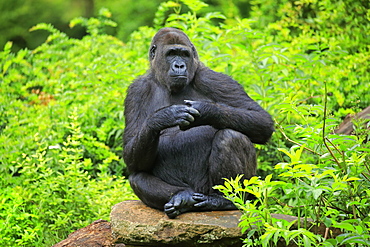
4 41 12 52
333 222 356 232
180 0 208 12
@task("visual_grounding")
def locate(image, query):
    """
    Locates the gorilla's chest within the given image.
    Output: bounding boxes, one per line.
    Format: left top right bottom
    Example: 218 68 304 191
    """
168 85 210 105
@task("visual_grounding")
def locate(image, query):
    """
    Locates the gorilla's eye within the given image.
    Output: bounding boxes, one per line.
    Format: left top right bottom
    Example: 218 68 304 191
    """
166 48 191 58
182 50 190 57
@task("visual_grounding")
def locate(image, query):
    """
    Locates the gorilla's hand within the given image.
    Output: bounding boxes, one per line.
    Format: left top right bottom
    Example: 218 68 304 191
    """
180 100 219 130
149 104 200 131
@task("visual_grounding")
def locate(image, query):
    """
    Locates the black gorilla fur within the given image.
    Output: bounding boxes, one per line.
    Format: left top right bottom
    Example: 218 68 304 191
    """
123 27 274 218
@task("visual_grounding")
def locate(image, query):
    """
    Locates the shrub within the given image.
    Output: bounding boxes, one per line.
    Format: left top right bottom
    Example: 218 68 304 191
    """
0 10 139 246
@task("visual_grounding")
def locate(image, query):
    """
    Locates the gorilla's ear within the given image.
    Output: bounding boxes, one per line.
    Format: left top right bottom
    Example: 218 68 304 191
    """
150 45 157 60
191 44 198 59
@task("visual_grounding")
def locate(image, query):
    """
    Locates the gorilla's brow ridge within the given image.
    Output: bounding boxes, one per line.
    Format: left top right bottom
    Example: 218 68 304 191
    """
157 32 189 46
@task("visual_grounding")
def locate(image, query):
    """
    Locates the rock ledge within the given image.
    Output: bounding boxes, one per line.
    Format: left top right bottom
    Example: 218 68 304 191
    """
110 200 244 246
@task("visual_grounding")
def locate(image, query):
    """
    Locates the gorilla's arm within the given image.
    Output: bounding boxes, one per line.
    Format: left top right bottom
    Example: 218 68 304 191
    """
188 68 274 144
123 81 159 172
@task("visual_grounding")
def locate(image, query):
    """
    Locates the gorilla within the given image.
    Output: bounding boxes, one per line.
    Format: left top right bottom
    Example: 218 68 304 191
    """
123 27 274 219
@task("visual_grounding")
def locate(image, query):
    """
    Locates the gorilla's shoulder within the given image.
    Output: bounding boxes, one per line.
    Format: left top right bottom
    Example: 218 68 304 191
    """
196 66 234 81
128 73 154 92
195 65 241 92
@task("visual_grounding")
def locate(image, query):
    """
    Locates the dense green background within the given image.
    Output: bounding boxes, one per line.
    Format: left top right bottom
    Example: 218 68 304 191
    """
0 0 252 51
1 0 369 246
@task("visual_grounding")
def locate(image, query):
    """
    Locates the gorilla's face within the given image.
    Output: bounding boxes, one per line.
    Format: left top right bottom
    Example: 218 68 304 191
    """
149 28 198 93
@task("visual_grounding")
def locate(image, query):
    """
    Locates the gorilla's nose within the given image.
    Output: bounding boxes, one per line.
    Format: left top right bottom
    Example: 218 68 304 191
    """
172 61 187 75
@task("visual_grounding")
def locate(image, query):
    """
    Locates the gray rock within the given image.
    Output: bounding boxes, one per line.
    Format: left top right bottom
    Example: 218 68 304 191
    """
110 200 245 246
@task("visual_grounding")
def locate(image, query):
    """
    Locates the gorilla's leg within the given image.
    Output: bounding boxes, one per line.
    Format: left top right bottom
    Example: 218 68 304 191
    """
129 172 198 218
194 129 256 211
210 129 257 185
130 129 256 218
129 172 183 209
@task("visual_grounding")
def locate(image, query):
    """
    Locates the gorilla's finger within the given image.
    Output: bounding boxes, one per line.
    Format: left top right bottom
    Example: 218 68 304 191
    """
186 106 200 117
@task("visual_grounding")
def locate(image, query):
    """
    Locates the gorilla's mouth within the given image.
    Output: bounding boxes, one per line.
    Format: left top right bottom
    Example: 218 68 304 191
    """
170 76 188 92
170 75 188 84
171 75 187 79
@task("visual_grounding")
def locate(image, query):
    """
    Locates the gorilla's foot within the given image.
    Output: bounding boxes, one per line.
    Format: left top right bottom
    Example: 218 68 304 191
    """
164 190 199 219
193 193 237 211
164 191 237 219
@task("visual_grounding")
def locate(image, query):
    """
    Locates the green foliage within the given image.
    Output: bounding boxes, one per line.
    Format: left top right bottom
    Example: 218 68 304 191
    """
217 127 370 246
249 0 370 110
0 9 140 246
1 0 369 246
69 8 118 37
0 0 88 51
93 0 164 42
0 109 137 246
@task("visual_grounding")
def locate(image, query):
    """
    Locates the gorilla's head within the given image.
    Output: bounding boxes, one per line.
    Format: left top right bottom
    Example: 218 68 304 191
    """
149 28 199 94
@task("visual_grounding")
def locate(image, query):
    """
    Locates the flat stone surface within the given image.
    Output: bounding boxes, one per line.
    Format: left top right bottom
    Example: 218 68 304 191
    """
110 200 244 246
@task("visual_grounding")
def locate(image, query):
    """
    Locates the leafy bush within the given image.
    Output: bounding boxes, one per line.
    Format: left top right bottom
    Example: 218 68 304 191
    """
0 109 136 246
0 0 369 246
217 115 369 246
0 10 140 246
